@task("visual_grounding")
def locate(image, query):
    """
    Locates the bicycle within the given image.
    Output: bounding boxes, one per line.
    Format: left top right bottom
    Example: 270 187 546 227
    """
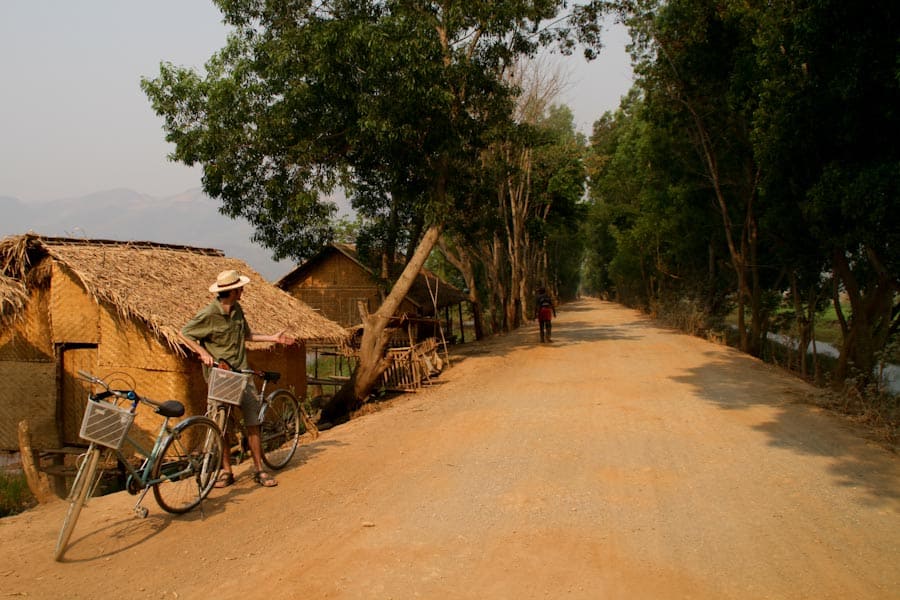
206 363 317 474
54 371 224 561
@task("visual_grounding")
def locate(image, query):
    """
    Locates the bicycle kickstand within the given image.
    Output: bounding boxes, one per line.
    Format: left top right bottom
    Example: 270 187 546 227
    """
132 489 151 518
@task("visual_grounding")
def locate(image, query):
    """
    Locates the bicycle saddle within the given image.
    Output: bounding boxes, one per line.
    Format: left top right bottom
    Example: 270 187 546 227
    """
261 371 281 383
156 401 185 418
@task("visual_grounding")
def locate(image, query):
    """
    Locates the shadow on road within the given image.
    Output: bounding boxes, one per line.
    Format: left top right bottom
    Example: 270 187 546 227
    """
670 351 899 505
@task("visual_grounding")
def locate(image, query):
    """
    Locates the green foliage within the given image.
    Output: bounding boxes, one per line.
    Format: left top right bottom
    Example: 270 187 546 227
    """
0 470 36 518
588 0 899 385
143 1 604 301
584 91 727 313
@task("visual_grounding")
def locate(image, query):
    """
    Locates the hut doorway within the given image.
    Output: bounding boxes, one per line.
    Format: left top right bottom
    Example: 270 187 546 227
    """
59 344 97 446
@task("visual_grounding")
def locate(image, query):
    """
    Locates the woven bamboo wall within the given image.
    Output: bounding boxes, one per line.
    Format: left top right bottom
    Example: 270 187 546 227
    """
285 253 380 326
50 262 99 344
293 288 375 327
0 286 57 450
0 362 57 450
248 343 307 399
97 306 185 373
306 253 375 288
0 287 53 361
60 346 97 446
62 359 203 453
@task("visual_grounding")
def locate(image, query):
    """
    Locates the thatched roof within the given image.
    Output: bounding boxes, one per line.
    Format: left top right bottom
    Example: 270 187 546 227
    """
0 234 347 352
0 274 29 329
277 243 468 313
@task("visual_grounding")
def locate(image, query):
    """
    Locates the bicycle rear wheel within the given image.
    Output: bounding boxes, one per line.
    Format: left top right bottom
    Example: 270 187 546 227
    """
152 416 223 514
260 389 301 470
54 444 102 561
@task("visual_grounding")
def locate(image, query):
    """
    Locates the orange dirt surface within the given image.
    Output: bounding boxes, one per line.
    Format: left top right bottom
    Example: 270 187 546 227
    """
2 298 898 599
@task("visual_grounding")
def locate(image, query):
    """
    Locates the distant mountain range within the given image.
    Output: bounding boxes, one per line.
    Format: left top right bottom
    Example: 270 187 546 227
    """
0 189 297 281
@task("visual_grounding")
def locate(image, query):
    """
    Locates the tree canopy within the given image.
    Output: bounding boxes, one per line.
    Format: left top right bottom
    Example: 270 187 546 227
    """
586 0 900 386
143 0 604 418
142 0 602 263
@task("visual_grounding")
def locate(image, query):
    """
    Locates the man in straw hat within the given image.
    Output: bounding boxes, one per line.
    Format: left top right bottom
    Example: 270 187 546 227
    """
180 269 295 488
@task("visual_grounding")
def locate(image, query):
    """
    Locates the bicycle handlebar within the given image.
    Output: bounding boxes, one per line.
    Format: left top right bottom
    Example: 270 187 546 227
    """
76 370 164 411
213 359 267 379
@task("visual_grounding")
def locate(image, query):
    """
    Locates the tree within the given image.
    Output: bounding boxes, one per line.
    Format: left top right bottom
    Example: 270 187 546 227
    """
619 0 773 354
142 0 604 422
585 89 728 322
752 0 900 384
594 0 899 386
439 62 587 334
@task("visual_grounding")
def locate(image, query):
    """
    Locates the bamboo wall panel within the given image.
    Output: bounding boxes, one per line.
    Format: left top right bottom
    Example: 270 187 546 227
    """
0 288 53 361
248 344 307 399
97 308 184 372
0 362 57 450
63 356 205 455
302 254 375 288
50 263 99 344
60 346 97 446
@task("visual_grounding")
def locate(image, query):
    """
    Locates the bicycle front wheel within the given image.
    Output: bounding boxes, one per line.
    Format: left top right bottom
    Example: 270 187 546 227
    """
260 389 301 470
152 417 223 514
54 444 102 561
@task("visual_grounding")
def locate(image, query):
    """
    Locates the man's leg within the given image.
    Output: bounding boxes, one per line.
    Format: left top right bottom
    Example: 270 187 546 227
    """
240 386 277 487
246 425 277 486
210 402 234 487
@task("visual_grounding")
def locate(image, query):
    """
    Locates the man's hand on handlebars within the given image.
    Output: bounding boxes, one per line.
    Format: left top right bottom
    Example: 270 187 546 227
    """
198 349 216 367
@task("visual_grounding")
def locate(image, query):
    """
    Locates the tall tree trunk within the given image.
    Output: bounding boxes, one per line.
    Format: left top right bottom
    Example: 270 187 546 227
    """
320 224 444 424
486 232 509 333
504 145 531 330
438 237 486 340
832 248 899 386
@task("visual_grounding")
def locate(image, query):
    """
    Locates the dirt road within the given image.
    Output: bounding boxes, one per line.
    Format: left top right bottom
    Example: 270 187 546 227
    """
2 298 898 599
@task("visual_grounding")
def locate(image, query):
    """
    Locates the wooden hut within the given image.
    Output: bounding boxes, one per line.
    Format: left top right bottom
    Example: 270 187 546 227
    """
277 243 468 393
276 243 468 340
0 234 347 454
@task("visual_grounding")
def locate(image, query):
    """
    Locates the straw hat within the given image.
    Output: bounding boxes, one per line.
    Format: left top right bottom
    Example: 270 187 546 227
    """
209 269 250 293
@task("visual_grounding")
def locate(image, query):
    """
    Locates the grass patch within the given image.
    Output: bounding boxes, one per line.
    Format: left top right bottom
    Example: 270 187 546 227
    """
811 304 844 347
0 470 37 518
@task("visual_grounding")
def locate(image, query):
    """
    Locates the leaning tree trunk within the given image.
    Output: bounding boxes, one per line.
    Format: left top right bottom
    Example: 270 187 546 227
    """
320 224 444 424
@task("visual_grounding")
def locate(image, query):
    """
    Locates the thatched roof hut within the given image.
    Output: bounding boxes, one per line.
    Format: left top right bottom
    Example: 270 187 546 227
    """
0 234 346 349
0 233 346 452
276 243 468 333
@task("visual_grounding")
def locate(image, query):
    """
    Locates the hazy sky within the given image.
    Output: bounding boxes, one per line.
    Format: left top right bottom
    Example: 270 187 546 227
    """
1 1 633 203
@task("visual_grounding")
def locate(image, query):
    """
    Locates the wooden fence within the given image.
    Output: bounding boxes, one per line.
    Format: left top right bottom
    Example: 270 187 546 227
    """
381 338 444 391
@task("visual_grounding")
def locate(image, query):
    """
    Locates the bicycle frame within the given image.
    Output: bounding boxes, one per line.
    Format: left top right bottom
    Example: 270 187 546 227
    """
211 372 272 446
209 366 304 471
55 371 223 560
115 410 204 516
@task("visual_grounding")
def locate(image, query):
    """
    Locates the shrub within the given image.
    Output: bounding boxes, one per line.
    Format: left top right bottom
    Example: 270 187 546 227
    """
0 470 37 518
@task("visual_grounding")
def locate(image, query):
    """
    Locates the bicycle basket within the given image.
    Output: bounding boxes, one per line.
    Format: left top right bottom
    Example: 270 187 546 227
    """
207 367 250 406
79 400 135 449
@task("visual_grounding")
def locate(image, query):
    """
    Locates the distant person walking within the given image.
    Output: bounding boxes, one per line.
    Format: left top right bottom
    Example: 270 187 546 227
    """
535 287 556 343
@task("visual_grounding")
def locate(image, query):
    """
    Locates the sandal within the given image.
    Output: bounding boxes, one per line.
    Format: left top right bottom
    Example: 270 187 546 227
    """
214 471 235 488
254 471 278 487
